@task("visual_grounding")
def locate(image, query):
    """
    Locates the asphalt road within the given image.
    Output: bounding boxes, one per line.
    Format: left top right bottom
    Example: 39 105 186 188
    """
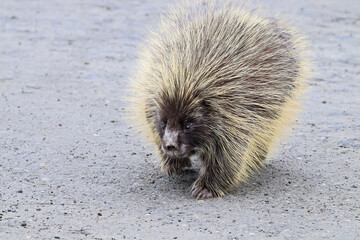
0 0 359 239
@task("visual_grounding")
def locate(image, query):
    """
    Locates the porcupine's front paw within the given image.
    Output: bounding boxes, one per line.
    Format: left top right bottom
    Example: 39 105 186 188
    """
190 182 214 200
162 164 179 176
162 158 191 176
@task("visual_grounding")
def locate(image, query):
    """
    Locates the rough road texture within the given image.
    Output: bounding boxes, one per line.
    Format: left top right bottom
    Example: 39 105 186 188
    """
0 0 359 239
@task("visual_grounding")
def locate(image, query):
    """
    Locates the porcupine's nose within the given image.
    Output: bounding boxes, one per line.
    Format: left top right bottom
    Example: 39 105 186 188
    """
166 145 177 152
163 128 180 153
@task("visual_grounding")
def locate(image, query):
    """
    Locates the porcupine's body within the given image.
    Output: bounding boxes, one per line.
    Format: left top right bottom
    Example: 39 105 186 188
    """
129 0 310 199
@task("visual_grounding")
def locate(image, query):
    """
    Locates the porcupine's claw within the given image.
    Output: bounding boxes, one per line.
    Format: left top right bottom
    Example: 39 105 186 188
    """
162 164 178 176
165 168 174 176
190 185 213 199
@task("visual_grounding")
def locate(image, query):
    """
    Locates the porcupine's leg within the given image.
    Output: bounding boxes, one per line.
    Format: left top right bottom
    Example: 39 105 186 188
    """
161 156 192 176
190 139 269 199
190 178 214 199
190 156 235 199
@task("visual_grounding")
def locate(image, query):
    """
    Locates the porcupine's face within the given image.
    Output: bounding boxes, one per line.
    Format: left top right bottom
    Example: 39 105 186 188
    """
155 107 207 159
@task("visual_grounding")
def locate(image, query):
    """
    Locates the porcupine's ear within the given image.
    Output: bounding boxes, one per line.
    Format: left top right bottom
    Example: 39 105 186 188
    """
200 99 210 109
199 100 213 116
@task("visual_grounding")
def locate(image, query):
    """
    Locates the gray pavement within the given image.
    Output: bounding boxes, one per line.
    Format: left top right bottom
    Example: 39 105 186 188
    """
0 0 359 239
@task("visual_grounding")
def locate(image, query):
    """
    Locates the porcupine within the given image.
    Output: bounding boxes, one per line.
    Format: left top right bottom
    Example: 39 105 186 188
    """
128 0 310 199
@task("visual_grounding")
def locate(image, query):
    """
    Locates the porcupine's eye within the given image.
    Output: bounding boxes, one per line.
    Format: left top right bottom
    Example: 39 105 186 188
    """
183 121 194 131
159 119 167 130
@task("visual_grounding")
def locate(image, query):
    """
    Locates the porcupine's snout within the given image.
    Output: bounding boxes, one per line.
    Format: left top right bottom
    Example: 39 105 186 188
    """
162 127 180 157
163 129 179 151
161 126 189 159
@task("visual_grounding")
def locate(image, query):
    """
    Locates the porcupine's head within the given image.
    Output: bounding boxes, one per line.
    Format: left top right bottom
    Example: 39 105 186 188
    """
151 90 212 159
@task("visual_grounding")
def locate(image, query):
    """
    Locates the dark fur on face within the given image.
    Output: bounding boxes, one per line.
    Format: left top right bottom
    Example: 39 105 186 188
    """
155 100 210 159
